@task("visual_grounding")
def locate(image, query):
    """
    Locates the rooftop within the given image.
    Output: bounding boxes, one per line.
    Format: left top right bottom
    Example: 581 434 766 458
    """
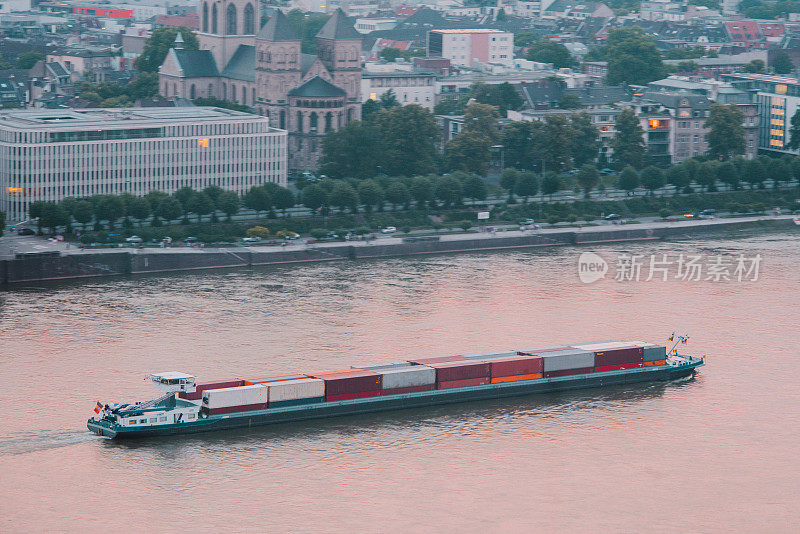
430 29 508 34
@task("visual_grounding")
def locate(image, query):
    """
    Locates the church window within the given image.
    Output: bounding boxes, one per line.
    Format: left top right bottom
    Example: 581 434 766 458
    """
202 2 208 32
244 3 255 34
325 112 332 132
212 4 218 34
208 83 213 97
280 110 285 129
297 111 303 133
226 4 237 35
252 88 256 104
310 112 318 132
190 84 196 99
231 84 236 101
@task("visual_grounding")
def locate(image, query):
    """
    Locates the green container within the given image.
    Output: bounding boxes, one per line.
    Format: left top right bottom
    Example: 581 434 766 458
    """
643 345 667 362
268 397 325 409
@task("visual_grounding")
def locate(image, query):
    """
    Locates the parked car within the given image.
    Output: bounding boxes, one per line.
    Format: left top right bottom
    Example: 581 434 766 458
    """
381 226 397 234
17 228 35 235
604 213 621 220
125 235 143 243
519 219 535 226
184 237 199 243
241 237 260 243
698 209 717 219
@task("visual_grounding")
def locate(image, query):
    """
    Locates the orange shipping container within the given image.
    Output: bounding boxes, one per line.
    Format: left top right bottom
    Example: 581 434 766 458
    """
491 373 543 383
643 360 667 367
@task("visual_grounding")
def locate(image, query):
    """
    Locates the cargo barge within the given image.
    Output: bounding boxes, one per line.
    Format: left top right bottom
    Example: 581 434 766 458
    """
87 338 704 439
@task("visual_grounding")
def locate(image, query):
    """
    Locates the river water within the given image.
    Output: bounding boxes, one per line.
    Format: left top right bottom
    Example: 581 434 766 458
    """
1 229 798 532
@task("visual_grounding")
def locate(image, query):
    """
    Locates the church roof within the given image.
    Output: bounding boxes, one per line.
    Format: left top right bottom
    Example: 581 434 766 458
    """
172 49 219 78
221 45 255 81
257 10 299 41
316 9 360 40
287 76 346 98
300 53 318 76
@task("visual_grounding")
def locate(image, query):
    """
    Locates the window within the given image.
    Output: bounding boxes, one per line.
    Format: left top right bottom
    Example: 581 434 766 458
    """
150 418 157 423
244 3 255 34
694 135 699 142
694 122 699 129
159 416 167 422
188 413 196 419
140 418 147 423
129 420 136 425
226 3 237 35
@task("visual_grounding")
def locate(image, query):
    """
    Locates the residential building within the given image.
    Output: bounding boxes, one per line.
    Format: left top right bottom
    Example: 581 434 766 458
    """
354 18 397 34
362 71 436 109
427 29 514 67
644 91 711 163
0 0 31 13
0 107 287 224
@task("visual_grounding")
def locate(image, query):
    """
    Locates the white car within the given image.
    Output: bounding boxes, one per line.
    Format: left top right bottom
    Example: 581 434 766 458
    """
380 226 397 234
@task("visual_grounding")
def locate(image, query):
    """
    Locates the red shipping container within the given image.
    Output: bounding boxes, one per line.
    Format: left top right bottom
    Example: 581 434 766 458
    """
595 362 643 372
180 380 245 400
427 360 491 382
593 347 644 366
438 378 490 389
202 402 267 415
308 370 382 396
407 355 468 365
380 384 435 396
544 367 594 378
326 391 381 402
490 355 543 377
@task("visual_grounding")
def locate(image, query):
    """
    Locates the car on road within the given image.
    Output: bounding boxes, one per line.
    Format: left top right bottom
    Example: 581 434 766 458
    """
17 228 35 235
381 226 397 234
604 213 621 220
519 219 535 226
241 237 260 243
698 209 716 219
125 235 143 243
184 237 199 243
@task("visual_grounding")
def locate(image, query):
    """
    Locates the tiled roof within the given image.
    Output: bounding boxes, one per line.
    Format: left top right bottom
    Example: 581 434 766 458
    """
221 45 254 81
257 10 299 41
316 9 360 40
287 76 346 98
173 49 219 78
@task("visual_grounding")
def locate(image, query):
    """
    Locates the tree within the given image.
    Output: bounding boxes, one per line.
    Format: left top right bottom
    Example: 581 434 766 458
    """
203 185 224 205
541 171 561 199
773 51 794 75
244 186 271 216
514 171 539 203
525 39 576 69
361 98 382 121
433 175 463 208
744 158 766 189
172 186 196 222
328 181 359 213
576 164 600 198
319 121 381 179
216 190 240 221
502 121 539 171
29 200 47 233
787 109 800 150
129 197 151 226
617 166 640 195
357 180 384 213
444 130 492 176
461 174 488 203
285 9 331 54
188 191 214 222
542 115 574 173
463 102 500 143
666 165 689 192
640 166 665 195
135 27 199 72
157 197 183 223
301 184 327 213
95 195 125 229
696 161 717 192
385 181 411 210
675 61 700 73
471 82 522 117
570 112 601 167
459 220 473 232
39 202 68 234
706 103 745 160
16 51 44 70
379 89 400 109
72 200 94 230
500 168 521 201
410 175 433 209
271 186 295 217
612 109 646 170
603 27 667 85
0 210 4 237
716 161 739 190
374 105 441 177
742 59 765 73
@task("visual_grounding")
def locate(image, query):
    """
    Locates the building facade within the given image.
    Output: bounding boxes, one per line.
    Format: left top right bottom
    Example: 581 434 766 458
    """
158 7 362 171
362 72 436 110
0 108 286 223
427 29 513 67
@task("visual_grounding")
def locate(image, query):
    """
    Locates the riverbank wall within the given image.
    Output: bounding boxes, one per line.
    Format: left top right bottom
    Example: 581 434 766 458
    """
1 217 795 285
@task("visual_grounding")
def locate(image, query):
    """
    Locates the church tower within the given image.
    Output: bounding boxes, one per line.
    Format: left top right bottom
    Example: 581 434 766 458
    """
315 8 362 122
198 0 257 70
254 10 302 129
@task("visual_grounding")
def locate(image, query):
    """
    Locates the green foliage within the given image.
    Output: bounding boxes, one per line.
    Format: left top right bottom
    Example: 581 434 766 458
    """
136 27 199 72
329 181 359 213
39 202 68 234
662 45 709 60
244 186 272 214
601 27 668 85
188 191 214 221
461 173 488 202
541 172 561 198
514 171 540 202
707 103 745 160
617 166 640 193
772 51 794 75
640 166 665 194
247 226 271 238
576 164 600 197
459 220 473 232
444 130 492 176
16 51 45 69
410 175 434 208
301 184 328 212
157 197 183 222
741 59 765 73
285 10 330 54
434 175 464 208
787 109 800 150
525 39 577 69
193 97 251 112
612 109 646 170
740 0 800 19
357 180 384 213
77 72 160 106
470 82 523 117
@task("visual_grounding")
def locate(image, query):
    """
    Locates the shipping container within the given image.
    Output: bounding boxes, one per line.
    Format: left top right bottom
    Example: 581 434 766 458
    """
266 378 325 402
268 397 325 409
352 361 413 371
203 385 267 409
544 367 594 378
426 360 491 382
643 345 667 362
518 345 575 355
490 373 543 383
437 377 490 389
593 346 644 367
308 370 382 396
489 355 543 377
595 362 643 373
407 355 468 365
378 366 436 389
643 359 667 367
463 351 518 360
326 391 381 402
202 403 268 415
380 384 435 395
534 348 595 372
244 374 306 386
573 341 634 351
179 379 244 400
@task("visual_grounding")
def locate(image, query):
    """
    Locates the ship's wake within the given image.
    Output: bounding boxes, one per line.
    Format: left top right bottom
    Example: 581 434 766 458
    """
0 428 101 456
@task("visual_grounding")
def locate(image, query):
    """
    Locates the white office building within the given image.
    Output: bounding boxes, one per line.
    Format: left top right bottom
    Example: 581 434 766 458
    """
0 107 287 223
427 29 514 67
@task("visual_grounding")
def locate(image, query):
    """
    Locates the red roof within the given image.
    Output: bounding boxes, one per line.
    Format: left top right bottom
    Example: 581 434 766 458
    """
395 6 420 18
156 13 200 30
375 38 412 51
757 22 785 37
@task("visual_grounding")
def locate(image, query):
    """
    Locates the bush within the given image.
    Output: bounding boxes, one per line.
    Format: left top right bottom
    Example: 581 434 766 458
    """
659 208 671 218
246 226 271 238
310 228 327 239
459 220 473 231
547 215 561 225
354 227 370 235
566 214 578 223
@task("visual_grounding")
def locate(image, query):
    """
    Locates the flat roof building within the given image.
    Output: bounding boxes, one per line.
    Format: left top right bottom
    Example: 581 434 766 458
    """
427 29 514 68
0 107 287 223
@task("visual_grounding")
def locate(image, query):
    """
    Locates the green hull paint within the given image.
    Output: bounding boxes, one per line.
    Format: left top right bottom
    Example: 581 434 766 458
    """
87 360 703 439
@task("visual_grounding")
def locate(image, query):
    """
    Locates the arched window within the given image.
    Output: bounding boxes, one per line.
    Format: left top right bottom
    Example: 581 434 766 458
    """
226 4 237 35
325 112 332 132
222 83 227 99
231 84 236 101
310 112 318 132
347 107 353 122
212 4 218 34
280 110 285 129
208 83 213 97
252 87 255 104
297 111 303 133
190 84 196 99
173 83 177 96
241 88 246 105
202 2 208 32
243 3 255 34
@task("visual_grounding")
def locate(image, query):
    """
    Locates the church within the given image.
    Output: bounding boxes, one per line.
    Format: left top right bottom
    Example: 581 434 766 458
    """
158 5 363 171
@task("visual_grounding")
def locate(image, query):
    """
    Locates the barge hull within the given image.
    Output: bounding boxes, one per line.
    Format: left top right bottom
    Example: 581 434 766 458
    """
88 362 700 439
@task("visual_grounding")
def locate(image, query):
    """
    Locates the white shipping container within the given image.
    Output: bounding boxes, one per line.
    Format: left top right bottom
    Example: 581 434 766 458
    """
379 366 436 389
351 362 413 371
572 341 633 351
203 385 267 408
267 378 325 402
539 349 595 372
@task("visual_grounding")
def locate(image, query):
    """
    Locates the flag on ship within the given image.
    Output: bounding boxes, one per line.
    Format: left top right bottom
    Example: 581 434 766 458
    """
94 401 103 414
